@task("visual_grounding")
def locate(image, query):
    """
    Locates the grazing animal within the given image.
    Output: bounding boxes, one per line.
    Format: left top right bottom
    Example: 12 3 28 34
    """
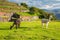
10 12 20 29
41 15 52 28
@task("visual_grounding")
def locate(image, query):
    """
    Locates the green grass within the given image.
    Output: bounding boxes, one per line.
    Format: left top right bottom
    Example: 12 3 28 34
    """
17 12 38 16
0 21 60 40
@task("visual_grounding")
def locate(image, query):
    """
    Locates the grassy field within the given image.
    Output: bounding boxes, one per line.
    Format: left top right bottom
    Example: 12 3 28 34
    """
0 21 60 40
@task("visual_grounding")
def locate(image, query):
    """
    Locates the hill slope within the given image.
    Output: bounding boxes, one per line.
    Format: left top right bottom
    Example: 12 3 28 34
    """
0 0 28 13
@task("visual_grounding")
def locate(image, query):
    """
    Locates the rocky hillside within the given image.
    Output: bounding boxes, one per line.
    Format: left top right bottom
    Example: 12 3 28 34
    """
0 0 28 13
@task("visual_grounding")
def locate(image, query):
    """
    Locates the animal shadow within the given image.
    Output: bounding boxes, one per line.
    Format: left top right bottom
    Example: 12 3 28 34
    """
0 27 9 30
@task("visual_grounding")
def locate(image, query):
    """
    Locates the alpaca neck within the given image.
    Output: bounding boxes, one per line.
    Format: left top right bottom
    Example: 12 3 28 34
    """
48 17 51 22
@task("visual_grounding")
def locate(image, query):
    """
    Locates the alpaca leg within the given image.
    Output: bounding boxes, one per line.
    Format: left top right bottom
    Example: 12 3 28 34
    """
42 23 44 28
10 23 15 29
46 22 49 28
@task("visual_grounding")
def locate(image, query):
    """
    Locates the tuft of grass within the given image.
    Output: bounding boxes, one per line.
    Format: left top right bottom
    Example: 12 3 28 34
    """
0 21 60 40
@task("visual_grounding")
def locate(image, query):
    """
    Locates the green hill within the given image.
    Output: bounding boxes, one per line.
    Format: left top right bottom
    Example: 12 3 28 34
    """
0 0 28 13
0 0 55 19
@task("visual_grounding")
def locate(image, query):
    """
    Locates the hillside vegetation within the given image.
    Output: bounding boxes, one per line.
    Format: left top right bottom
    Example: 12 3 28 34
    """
0 0 56 19
0 0 28 13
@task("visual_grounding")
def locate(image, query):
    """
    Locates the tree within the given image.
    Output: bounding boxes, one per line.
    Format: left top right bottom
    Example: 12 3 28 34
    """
29 7 50 19
38 9 49 19
20 3 28 8
29 7 39 15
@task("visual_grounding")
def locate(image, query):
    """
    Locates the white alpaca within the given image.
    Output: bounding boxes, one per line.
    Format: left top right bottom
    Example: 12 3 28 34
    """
41 15 52 28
